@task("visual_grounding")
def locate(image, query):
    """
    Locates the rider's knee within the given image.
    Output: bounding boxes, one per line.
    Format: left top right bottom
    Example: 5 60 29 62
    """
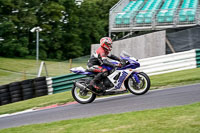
102 71 108 77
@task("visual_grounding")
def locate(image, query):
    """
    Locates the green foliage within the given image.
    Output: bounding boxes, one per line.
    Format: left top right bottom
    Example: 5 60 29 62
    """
0 0 118 60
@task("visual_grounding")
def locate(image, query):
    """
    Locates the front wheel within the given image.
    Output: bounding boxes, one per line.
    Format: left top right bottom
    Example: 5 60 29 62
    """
72 81 96 104
126 72 150 95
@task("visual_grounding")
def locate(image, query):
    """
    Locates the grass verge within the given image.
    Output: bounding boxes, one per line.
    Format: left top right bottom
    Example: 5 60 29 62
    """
0 57 87 85
0 91 74 115
0 102 200 133
0 68 200 115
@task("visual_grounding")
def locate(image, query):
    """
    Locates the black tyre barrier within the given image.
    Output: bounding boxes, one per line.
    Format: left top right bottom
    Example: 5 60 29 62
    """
23 95 33 100
0 88 8 94
11 97 22 103
34 81 47 87
0 92 11 103
9 82 21 87
35 89 48 94
10 90 22 95
35 93 47 97
34 85 48 90
21 84 32 89
0 92 10 97
0 84 9 88
23 91 34 96
1 100 11 105
11 93 22 99
0 84 9 94
34 77 46 82
22 88 34 94
1 95 11 101
35 88 48 97
0 77 48 106
21 79 33 85
9 85 22 92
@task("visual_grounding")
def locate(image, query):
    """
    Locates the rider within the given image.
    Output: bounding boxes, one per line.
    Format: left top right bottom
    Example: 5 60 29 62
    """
87 37 122 91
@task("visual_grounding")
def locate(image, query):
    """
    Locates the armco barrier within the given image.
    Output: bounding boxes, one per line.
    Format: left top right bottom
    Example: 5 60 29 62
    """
196 49 200 68
47 73 86 94
137 49 198 76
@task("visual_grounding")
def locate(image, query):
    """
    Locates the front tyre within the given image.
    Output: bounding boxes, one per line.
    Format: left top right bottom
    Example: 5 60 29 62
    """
72 82 96 104
126 72 150 95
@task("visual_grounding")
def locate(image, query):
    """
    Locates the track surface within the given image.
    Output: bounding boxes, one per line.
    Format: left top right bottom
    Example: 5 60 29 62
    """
0 83 200 129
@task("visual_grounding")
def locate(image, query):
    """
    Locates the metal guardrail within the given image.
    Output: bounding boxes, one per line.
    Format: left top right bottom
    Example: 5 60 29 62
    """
137 49 200 75
196 49 200 68
47 73 86 94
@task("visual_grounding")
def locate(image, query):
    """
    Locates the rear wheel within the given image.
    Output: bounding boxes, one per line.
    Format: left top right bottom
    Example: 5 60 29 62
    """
126 72 150 95
72 81 96 104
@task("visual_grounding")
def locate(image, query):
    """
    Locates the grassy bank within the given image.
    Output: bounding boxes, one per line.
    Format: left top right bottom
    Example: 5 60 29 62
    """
0 57 88 85
0 68 200 115
1 102 200 133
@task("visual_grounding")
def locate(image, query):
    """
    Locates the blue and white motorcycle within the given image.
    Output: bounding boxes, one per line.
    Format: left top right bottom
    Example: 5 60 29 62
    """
70 52 151 104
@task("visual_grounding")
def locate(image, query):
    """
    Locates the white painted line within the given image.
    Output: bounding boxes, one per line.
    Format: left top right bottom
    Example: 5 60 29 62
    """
0 109 35 118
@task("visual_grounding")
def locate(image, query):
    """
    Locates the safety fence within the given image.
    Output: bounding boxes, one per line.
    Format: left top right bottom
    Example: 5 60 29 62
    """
1 49 200 106
46 74 86 94
138 49 200 76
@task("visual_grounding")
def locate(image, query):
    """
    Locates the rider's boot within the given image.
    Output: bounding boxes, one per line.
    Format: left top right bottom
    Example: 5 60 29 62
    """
89 80 102 90
89 72 105 91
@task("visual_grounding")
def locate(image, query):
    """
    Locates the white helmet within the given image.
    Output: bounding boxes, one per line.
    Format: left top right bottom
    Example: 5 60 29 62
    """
100 37 113 51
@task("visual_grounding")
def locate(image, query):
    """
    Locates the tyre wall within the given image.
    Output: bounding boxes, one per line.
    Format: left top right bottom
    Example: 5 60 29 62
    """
0 76 47 106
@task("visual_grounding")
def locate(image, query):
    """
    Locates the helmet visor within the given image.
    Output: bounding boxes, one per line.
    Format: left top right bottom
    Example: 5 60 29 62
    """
105 42 112 48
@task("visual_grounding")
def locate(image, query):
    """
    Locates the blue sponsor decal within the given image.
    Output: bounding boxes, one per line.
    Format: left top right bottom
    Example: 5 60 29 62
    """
115 71 128 89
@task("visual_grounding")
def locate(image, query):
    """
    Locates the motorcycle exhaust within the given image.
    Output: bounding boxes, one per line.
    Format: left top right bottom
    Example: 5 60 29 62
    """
75 82 86 90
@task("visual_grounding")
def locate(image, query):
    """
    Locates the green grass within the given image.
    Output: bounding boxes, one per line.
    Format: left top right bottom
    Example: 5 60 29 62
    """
150 67 200 89
0 91 74 115
0 102 200 133
0 68 200 115
0 57 88 85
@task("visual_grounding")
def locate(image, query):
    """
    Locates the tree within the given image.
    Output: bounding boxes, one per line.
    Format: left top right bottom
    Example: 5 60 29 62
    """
0 0 119 59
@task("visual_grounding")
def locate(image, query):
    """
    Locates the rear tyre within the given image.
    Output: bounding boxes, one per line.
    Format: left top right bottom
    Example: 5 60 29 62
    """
126 72 150 95
72 81 96 104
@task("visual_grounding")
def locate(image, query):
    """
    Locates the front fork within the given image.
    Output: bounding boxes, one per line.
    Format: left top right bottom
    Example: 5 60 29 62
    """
132 72 140 84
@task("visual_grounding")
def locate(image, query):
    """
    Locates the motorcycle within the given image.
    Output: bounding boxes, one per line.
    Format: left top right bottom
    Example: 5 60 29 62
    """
70 52 151 104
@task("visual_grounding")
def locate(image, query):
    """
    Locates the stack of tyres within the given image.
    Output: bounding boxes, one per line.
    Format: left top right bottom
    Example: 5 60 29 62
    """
9 82 22 103
21 79 34 100
34 77 48 97
0 84 11 105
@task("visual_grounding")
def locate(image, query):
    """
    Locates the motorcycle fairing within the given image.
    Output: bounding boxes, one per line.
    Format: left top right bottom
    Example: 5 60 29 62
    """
70 56 141 90
107 69 133 91
70 67 93 75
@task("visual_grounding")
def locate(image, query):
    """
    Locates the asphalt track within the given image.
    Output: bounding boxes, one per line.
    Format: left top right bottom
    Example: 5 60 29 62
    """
0 83 200 129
